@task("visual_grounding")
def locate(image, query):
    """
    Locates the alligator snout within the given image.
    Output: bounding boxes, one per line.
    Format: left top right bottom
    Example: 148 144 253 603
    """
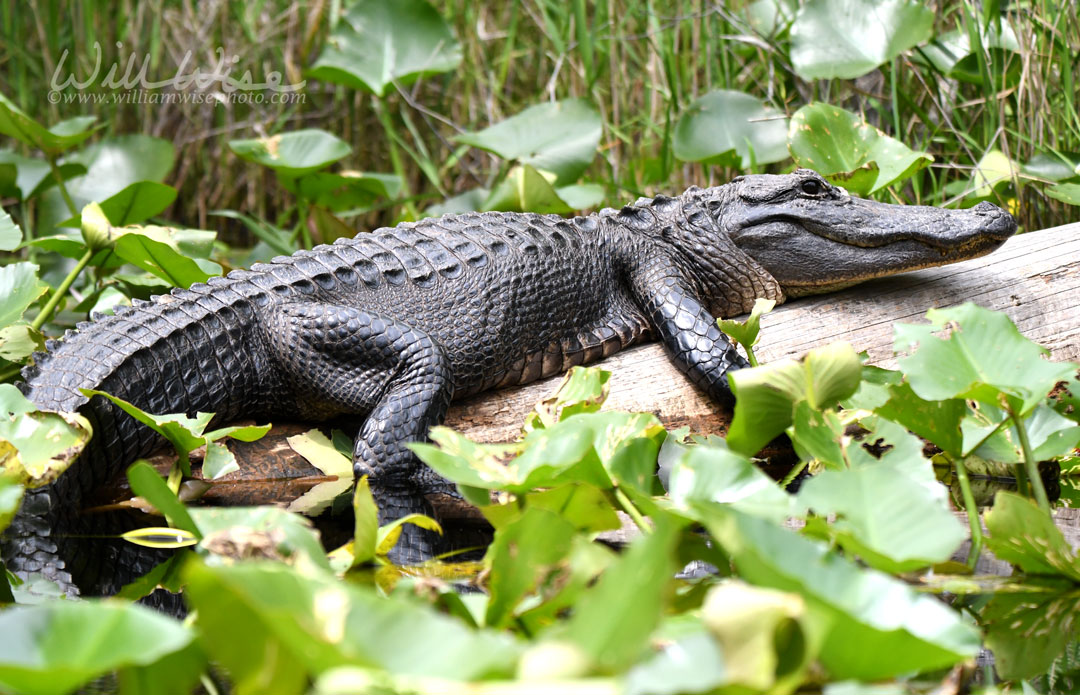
969 201 1017 238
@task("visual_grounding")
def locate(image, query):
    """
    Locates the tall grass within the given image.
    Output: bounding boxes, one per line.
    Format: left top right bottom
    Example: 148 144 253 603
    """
0 0 1076 239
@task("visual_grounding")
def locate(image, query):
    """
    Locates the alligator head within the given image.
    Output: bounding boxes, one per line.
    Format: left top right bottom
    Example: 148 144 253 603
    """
716 169 1017 298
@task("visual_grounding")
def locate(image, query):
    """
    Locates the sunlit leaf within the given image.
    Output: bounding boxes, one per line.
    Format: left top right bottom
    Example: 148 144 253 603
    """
673 90 789 168
308 0 462 97
984 492 1080 581
790 0 934 80
667 444 799 524
0 384 91 488
1047 183 1080 206
0 92 96 154
229 129 352 179
286 429 354 517
789 103 932 194
457 100 601 184
113 228 219 287
121 526 199 549
972 148 1018 197
0 205 21 251
127 460 201 538
718 297 776 354
0 324 44 362
59 181 178 228
0 262 46 328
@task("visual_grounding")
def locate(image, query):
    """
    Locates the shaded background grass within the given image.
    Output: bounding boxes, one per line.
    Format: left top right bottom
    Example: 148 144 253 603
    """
1 0 1077 240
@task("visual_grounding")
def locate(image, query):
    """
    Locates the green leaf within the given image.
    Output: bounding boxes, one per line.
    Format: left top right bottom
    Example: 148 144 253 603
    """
308 0 462 97
190 506 331 571
980 588 1080 681
1047 182 1080 205
229 129 352 179
374 514 442 557
873 382 966 456
673 90 789 167
624 629 730 695
0 386 91 488
0 600 196 695
183 560 520 684
113 228 219 287
482 164 576 214
210 209 295 256
727 341 861 456
0 205 21 251
59 181 178 228
82 389 211 463
0 92 96 154
894 303 1079 417
0 475 23 536
456 100 602 184
718 297 776 353
667 444 798 524
0 262 46 328
351 476 379 565
38 135 174 237
790 0 934 80
797 463 967 572
0 324 44 362
789 103 933 195
701 508 981 679
972 148 1018 197
0 150 86 202
484 506 578 628
285 429 354 517
202 442 239 480
527 366 611 430
126 460 201 538
562 514 681 670
984 492 1080 581
287 171 402 210
555 183 605 210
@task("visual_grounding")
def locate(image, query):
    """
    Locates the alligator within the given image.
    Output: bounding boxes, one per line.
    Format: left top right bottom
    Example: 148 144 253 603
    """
2 169 1017 596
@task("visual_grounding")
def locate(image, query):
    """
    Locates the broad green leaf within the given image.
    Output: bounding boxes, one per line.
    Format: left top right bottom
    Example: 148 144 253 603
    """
0 92 96 153
457 100 601 184
673 90 789 167
0 150 86 202
624 629 729 695
917 23 1021 84
204 422 271 443
482 164 575 214
745 0 798 37
702 581 820 694
0 600 195 695
308 0 462 97
0 262 46 328
873 381 966 456
555 183 605 210
0 385 91 488
1022 152 1080 183
0 324 44 362
701 508 981 679
229 129 352 179
718 297 776 354
113 229 219 287
789 103 932 194
425 188 490 217
484 506 578 628
38 135 174 237
184 560 520 683
0 205 21 250
59 181 178 228
790 401 847 467
562 514 681 670
727 341 861 456
790 0 934 80
980 588 1080 681
667 444 798 524
1047 183 1080 205
983 492 1080 581
190 506 331 571
894 303 1078 417
797 464 966 572
347 475 379 566
126 460 201 538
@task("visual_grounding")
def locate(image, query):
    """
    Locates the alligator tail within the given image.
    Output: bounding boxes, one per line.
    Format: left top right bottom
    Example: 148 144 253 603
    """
2 278 266 596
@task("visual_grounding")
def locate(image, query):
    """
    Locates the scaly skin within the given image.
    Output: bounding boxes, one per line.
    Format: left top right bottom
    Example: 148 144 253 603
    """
2 170 1017 595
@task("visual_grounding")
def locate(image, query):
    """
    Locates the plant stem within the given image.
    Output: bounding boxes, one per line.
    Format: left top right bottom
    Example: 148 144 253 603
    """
745 345 759 368
0 364 22 382
1013 411 1051 513
372 100 420 220
778 459 807 490
613 487 651 534
47 155 79 217
30 247 93 331
953 456 983 569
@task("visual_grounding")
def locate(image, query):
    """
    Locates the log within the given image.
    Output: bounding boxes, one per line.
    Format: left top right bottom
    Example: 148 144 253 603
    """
95 222 1080 517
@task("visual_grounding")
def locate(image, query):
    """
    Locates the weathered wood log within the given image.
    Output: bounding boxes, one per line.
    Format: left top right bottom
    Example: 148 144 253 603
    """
95 222 1080 516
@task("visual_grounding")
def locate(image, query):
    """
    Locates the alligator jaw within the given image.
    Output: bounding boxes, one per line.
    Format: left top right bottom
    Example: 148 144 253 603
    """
726 193 1017 298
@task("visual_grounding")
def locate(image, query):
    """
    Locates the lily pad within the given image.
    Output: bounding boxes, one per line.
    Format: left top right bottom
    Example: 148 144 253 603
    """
789 103 932 194
0 92 96 154
457 100 602 184
673 90 789 168
59 181 178 228
308 0 462 97
0 263 45 328
229 129 352 179
790 0 934 80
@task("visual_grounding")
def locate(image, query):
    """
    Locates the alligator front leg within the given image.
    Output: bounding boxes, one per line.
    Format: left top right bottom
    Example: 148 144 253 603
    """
629 256 749 405
266 302 454 563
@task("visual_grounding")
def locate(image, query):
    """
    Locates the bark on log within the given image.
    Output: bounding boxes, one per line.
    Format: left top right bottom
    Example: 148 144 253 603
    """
96 222 1080 516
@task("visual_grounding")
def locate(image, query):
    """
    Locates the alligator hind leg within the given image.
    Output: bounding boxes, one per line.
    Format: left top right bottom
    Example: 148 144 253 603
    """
266 302 455 563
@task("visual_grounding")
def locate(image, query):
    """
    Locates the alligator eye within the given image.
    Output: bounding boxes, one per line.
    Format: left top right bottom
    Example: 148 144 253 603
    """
800 179 824 195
